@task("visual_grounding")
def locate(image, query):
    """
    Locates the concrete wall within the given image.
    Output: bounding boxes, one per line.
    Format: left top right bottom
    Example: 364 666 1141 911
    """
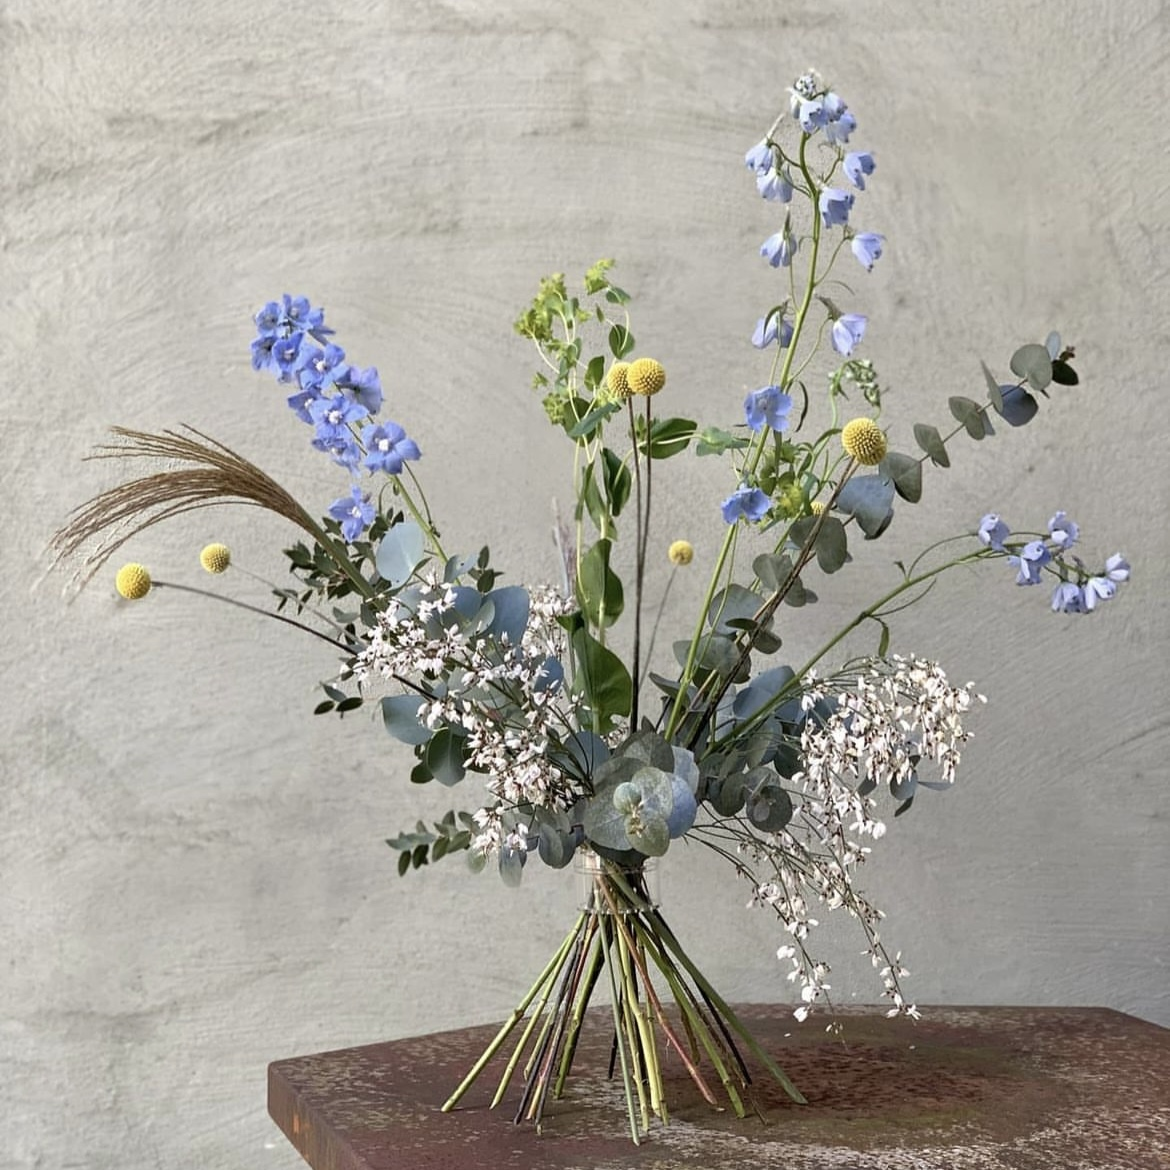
5 1 1167 1166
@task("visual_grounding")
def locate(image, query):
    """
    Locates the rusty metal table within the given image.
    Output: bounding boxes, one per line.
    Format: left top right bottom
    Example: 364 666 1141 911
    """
269 1005 1170 1169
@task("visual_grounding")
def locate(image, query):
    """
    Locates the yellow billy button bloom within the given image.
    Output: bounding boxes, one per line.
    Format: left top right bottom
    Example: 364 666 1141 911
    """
626 357 666 396
668 540 694 566
841 417 888 466
115 563 152 600
810 500 827 516
199 543 232 574
606 361 632 399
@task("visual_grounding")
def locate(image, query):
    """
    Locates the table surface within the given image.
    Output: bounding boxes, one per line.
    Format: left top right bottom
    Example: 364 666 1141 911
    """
269 1004 1170 1170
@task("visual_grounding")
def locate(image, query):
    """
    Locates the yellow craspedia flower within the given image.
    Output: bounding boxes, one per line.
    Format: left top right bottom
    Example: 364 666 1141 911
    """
115 563 152 600
199 543 232 574
606 361 632 399
668 540 694 566
626 357 666 396
810 500 827 516
841 417 888 466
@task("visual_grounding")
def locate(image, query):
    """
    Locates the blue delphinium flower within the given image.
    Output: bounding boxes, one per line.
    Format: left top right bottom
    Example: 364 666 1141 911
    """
339 365 383 414
363 421 421 475
721 485 771 525
313 432 362 470
788 70 823 117
760 225 797 268
978 513 1010 551
744 139 773 173
1105 553 1130 582
744 386 793 433
299 343 349 393
253 295 333 348
251 333 277 372
309 393 369 444
1009 539 1052 585
752 314 793 349
329 486 376 542
1047 511 1080 549
1083 554 1130 611
823 94 857 146
757 167 793 202
851 232 885 272
281 294 331 342
271 334 306 383
843 151 876 190
819 187 854 228
287 384 323 424
798 99 828 134
254 301 283 335
831 314 867 356
1051 581 1085 613
252 294 333 384
1082 576 1115 611
309 394 368 469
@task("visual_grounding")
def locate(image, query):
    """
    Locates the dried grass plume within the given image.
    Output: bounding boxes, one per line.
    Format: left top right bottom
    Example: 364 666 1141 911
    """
51 426 325 589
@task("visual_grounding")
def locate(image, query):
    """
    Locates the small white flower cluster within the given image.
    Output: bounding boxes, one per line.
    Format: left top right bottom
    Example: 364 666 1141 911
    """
353 580 469 681
800 656 984 793
355 581 584 862
470 807 529 860
742 824 896 1020
741 656 981 1021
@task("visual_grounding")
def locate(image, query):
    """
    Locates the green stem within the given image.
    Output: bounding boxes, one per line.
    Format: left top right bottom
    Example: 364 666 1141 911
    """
639 568 675 690
665 130 825 741
678 461 859 749
153 581 355 653
663 525 737 739
400 465 448 562
499 936 571 1109
441 912 586 1113
627 397 644 720
631 394 654 728
602 917 641 1143
648 908 807 1104
704 546 992 756
553 919 605 1097
612 916 651 1130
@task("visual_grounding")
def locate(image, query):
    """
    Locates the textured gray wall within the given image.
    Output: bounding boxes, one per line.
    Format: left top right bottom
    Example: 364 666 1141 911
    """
5 1 1168 1167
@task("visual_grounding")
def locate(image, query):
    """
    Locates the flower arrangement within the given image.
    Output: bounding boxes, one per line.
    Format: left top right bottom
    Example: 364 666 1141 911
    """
53 68 1129 1142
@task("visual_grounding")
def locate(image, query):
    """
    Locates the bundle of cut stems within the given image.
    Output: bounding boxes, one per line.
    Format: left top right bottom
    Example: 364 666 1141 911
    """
441 854 805 1140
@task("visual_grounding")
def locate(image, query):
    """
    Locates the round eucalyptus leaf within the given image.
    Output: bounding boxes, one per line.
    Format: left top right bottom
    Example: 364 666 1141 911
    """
666 777 697 838
995 385 1039 426
483 585 530 645
742 767 794 832
375 521 425 588
1010 343 1053 392
498 847 525 887
613 781 641 815
913 422 950 468
537 824 576 869
834 480 892 542
710 772 748 817
628 814 670 858
889 771 918 801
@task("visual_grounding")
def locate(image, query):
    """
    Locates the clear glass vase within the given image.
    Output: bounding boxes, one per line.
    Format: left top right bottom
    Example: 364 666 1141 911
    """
574 849 659 914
